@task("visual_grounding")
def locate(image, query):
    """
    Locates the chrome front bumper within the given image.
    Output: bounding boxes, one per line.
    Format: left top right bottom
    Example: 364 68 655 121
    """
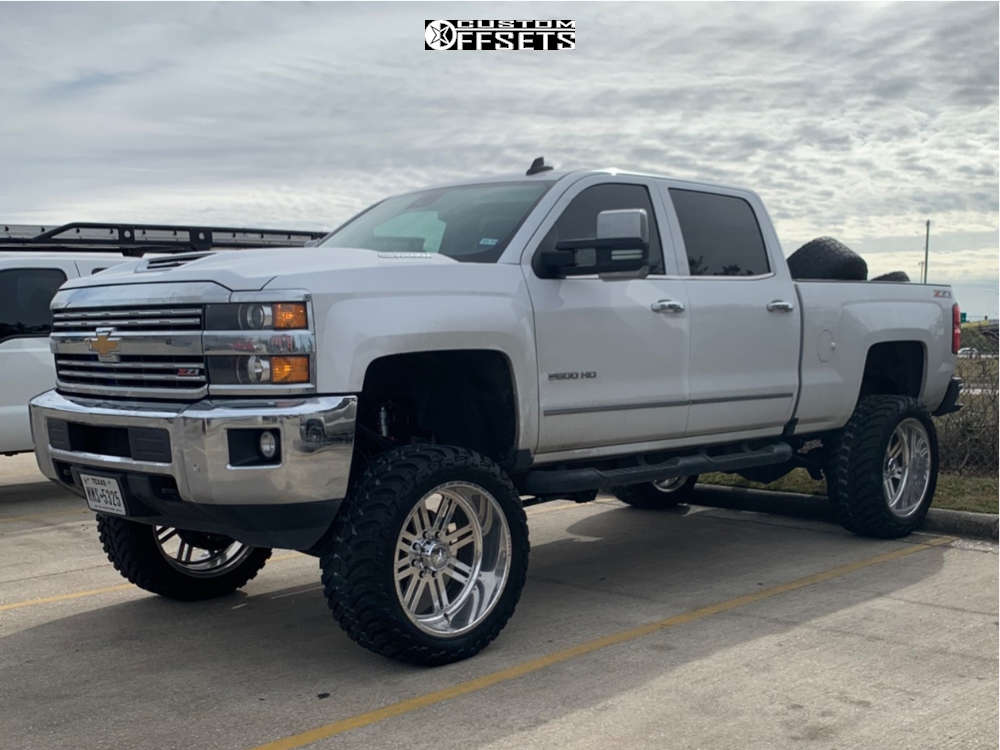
30 390 357 506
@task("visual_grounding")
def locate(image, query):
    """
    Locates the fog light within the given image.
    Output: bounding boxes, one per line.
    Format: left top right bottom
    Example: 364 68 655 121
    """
259 430 278 460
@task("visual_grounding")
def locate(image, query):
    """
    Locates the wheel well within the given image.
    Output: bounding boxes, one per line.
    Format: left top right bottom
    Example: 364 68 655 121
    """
860 341 924 399
355 350 518 467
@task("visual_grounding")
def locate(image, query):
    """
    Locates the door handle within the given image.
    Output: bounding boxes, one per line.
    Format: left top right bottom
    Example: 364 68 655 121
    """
766 300 794 313
651 299 685 313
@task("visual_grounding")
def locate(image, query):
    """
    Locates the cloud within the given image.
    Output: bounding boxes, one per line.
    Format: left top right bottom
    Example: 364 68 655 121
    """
0 1 996 311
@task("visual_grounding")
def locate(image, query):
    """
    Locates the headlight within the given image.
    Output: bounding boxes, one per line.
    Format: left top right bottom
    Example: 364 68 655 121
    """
206 354 311 387
210 354 310 385
240 304 273 329
206 302 308 330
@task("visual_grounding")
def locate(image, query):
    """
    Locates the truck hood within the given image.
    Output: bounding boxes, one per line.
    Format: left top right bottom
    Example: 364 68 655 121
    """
61 246 459 292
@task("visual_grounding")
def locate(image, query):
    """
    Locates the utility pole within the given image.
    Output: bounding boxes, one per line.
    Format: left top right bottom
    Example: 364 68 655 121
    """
922 220 930 283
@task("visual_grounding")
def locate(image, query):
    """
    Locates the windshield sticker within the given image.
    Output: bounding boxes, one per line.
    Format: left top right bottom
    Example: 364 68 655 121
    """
479 238 499 246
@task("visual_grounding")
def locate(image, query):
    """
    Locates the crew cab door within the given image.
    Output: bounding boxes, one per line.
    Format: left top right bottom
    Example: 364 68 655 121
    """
662 186 800 438
524 176 690 456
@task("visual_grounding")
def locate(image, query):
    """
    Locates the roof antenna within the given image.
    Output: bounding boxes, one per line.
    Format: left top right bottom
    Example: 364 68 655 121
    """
526 156 554 176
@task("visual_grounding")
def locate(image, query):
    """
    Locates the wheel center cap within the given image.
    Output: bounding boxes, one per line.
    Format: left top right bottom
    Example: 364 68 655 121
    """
417 540 449 572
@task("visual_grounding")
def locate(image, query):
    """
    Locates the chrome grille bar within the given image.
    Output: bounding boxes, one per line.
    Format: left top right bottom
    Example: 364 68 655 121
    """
51 306 202 332
55 358 204 371
56 369 206 383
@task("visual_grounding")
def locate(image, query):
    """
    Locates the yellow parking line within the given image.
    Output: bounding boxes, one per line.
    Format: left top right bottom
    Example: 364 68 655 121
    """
0 507 90 524
0 583 135 612
0 551 307 613
249 535 955 750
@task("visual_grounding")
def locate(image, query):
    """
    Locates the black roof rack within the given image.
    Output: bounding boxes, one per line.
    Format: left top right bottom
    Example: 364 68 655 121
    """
0 222 327 257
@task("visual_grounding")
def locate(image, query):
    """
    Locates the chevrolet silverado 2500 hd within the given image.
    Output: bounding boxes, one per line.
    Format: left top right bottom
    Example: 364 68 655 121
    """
29 165 962 665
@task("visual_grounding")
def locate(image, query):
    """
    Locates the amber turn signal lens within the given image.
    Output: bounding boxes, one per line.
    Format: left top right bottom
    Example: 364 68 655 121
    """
273 303 307 329
270 356 310 384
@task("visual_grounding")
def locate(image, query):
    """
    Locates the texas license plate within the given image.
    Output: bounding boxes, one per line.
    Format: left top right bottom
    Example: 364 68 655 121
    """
80 474 127 516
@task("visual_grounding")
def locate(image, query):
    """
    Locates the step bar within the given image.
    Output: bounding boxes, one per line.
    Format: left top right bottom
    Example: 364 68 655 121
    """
521 441 794 495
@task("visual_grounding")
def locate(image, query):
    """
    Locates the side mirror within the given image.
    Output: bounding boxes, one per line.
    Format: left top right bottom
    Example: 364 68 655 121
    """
540 209 650 277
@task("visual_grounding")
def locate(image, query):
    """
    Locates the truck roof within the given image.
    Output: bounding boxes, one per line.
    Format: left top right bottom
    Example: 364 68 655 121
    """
421 167 757 199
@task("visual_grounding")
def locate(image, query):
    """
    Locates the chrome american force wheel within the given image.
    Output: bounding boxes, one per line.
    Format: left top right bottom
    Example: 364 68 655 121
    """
97 516 271 600
394 481 512 637
321 445 528 666
652 476 690 494
153 526 255 578
612 475 698 509
828 395 938 538
882 419 933 519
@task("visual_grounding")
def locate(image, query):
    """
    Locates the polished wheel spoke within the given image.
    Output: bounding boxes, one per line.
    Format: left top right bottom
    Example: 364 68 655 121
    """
429 575 449 613
156 527 178 544
432 496 457 535
394 480 511 638
446 524 475 551
443 558 472 584
403 577 426 610
882 418 932 518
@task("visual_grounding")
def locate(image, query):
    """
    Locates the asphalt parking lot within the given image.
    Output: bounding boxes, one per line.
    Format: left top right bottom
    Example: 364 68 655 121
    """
2 453 997 750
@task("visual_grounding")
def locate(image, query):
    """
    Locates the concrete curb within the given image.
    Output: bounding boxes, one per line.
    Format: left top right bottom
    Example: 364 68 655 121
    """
691 484 999 541
922 507 1000 541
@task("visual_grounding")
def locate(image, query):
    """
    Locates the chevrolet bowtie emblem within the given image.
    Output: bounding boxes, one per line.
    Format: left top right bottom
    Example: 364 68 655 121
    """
88 327 121 362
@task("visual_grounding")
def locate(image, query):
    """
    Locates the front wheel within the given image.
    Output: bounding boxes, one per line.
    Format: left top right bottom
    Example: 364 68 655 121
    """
827 395 938 538
97 516 271 600
321 445 529 665
611 475 698 509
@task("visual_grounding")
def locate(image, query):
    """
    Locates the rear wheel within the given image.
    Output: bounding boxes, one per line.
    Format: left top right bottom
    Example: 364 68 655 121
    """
611 475 698 509
320 444 529 665
97 516 271 600
827 395 938 538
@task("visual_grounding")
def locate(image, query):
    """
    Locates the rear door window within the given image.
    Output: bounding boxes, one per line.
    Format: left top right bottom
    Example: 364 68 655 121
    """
669 189 770 277
0 268 67 342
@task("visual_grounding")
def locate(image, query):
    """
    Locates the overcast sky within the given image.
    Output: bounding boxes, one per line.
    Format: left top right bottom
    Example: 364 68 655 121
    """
2 1 997 315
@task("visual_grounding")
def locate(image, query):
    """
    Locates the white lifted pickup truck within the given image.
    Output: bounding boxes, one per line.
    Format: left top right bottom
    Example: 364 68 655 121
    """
30 163 962 664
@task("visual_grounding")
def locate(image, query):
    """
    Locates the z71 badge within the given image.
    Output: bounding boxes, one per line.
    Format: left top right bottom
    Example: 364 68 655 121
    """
933 289 952 298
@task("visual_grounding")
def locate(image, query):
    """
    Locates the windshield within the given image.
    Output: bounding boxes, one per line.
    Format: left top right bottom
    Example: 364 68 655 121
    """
320 181 554 262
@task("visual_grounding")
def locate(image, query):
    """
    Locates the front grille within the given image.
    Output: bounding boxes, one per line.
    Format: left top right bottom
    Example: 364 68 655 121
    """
55 354 206 389
52 304 207 399
52 305 203 331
